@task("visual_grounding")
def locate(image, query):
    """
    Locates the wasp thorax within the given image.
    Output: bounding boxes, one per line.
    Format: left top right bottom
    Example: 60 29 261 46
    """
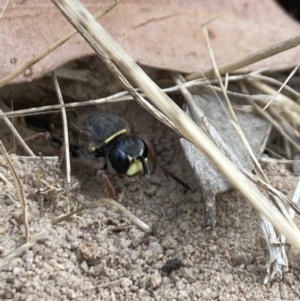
108 135 149 176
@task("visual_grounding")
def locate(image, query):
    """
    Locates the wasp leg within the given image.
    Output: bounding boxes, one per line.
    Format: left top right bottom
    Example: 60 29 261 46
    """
56 144 65 166
14 132 50 155
158 165 191 193
20 132 50 150
99 170 117 199
19 132 66 165
144 140 156 174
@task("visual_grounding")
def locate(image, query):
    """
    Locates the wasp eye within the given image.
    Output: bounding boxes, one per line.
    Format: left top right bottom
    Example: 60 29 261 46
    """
108 147 130 174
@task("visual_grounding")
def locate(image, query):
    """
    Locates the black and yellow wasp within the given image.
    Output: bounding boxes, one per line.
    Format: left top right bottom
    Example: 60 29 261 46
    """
0 83 155 196
18 107 156 197
1 85 189 197
20 109 153 177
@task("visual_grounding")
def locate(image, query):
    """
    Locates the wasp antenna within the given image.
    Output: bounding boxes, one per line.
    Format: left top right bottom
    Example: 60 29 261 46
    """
158 165 191 192
140 156 150 177
143 139 156 174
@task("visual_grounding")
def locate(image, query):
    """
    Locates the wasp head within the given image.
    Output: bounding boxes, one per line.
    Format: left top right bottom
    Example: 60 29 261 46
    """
107 135 149 177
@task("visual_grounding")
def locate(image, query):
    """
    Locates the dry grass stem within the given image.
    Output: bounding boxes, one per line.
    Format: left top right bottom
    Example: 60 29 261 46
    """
263 62 300 110
248 80 298 108
0 0 122 88
211 86 285 102
0 85 242 119
52 73 71 184
248 80 300 128
0 171 14 188
51 198 151 233
0 232 47 268
17 155 59 163
0 109 35 156
0 74 281 121
202 26 239 125
0 93 133 119
186 35 300 81
260 157 299 164
250 74 300 100
250 100 300 152
165 72 275 94
203 26 269 183
244 170 300 218
51 0 300 252
268 107 300 141
0 142 29 241
170 73 205 122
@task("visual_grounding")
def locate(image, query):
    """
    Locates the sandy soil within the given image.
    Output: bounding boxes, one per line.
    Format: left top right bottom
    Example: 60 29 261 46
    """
0 61 300 300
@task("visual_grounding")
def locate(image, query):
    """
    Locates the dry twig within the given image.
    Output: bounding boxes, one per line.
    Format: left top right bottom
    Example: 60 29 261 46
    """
0 142 29 241
51 198 151 233
263 62 300 110
249 100 300 152
0 232 47 268
0 74 284 121
52 73 71 183
249 74 300 100
0 109 35 156
187 35 300 80
0 171 13 188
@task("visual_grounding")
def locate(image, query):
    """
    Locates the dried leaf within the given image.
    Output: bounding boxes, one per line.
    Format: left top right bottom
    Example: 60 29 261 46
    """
1 0 300 83
180 88 271 226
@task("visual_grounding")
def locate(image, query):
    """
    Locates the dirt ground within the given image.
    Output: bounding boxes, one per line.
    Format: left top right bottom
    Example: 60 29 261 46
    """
0 61 300 300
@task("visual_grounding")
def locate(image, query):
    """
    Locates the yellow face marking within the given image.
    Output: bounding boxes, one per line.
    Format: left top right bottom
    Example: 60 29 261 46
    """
126 161 143 176
104 129 127 144
50 123 55 130
126 158 148 176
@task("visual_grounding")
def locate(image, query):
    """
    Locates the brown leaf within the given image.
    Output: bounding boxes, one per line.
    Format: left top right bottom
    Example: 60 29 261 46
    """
1 0 300 84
